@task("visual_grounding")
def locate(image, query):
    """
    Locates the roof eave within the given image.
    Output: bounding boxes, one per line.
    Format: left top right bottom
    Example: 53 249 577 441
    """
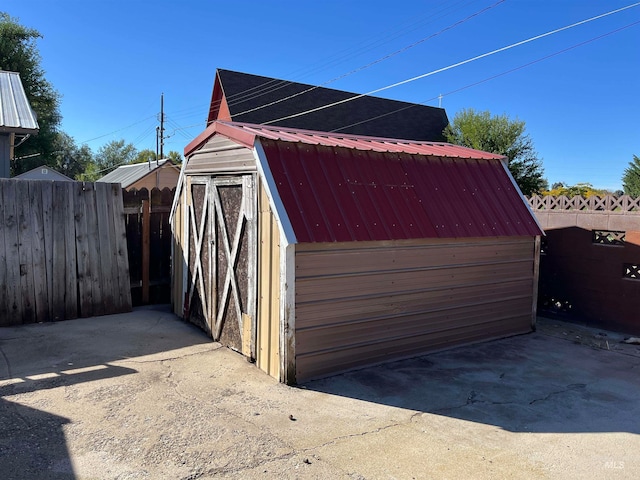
184 121 258 157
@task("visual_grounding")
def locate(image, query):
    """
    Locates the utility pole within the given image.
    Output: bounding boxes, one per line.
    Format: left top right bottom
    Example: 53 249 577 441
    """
159 93 165 164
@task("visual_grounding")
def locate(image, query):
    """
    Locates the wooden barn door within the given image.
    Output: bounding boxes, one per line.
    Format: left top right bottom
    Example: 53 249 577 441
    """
187 175 257 358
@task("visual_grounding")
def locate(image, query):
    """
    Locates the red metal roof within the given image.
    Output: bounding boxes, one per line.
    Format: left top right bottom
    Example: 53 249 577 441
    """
186 121 505 160
185 121 542 242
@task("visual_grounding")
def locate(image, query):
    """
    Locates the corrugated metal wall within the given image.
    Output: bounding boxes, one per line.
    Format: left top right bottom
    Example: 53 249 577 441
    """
294 236 536 381
256 182 281 378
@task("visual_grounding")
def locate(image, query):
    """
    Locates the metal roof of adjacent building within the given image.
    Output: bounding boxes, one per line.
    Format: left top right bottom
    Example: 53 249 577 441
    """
14 165 74 182
185 121 543 243
0 71 39 134
97 159 174 188
208 69 450 142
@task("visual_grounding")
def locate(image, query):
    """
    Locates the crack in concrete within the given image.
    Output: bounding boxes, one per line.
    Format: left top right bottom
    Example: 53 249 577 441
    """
298 410 425 454
529 383 586 405
120 345 223 365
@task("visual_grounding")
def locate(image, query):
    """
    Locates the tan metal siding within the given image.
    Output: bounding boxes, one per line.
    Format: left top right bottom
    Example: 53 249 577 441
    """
295 237 535 381
256 181 281 378
185 136 255 174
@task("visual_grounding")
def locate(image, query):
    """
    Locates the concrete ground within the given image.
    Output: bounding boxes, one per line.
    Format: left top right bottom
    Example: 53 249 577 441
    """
1 307 639 480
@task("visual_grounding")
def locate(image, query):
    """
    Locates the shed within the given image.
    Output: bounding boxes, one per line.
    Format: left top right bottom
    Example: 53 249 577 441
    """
97 159 180 191
14 165 74 182
170 121 543 384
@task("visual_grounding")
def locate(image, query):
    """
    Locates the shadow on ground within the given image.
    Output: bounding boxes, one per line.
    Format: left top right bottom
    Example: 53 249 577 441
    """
305 330 640 435
0 398 74 480
0 305 211 480
0 305 210 392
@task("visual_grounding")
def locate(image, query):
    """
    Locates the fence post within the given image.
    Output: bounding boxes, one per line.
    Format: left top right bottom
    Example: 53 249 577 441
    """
142 198 150 304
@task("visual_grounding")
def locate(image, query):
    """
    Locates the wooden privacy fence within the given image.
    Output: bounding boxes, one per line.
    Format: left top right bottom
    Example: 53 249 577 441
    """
123 188 174 306
0 179 131 326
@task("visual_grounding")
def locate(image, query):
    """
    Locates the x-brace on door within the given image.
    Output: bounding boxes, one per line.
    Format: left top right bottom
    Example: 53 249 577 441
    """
186 174 256 359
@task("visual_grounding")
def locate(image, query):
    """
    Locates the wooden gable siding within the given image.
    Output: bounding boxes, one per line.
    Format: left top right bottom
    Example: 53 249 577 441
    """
128 163 179 191
185 136 255 175
294 236 536 381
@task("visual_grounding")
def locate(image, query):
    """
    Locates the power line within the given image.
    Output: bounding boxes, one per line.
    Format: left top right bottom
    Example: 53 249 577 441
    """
332 19 640 133
197 0 504 119
79 114 156 145
91 1 503 139
231 0 506 120
263 2 640 125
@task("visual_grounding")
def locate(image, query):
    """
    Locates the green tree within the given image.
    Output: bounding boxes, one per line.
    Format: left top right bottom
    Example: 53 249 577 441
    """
543 182 608 198
443 108 545 195
132 149 157 164
167 150 182 164
622 155 640 197
51 132 94 179
0 12 61 174
94 140 137 177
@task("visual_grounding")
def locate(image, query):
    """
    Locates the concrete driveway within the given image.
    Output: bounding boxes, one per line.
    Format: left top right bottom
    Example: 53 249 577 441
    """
1 306 639 479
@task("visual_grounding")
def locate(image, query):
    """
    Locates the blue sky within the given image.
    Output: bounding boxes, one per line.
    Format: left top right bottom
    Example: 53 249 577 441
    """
7 0 640 190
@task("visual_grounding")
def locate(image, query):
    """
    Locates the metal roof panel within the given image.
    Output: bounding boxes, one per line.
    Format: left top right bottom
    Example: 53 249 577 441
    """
97 159 173 188
259 139 541 243
0 71 39 133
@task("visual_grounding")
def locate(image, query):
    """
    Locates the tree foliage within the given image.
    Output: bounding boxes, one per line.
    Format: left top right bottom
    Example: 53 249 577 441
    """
443 108 546 195
622 155 640 197
0 12 61 174
167 150 182 164
49 132 93 180
132 149 157 164
542 182 610 198
93 140 138 177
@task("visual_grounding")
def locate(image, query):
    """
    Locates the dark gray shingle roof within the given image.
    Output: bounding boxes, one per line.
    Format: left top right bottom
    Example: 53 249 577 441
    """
209 69 449 142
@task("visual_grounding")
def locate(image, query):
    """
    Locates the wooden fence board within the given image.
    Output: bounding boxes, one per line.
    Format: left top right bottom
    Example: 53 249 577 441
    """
40 181 54 320
0 182 7 321
0 180 130 326
112 183 132 312
85 183 104 317
28 181 49 322
62 182 78 320
51 182 68 321
96 183 116 312
17 182 35 323
2 181 21 323
75 183 93 317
